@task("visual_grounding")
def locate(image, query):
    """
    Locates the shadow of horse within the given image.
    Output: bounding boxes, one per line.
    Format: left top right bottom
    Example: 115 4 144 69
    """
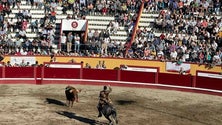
45 98 66 106
116 100 136 105
56 111 105 125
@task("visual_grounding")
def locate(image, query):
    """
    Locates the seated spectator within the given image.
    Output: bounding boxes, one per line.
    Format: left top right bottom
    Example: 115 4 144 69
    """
30 20 39 33
18 29 27 39
179 67 186 75
84 63 91 68
2 4 11 17
15 0 21 9
5 61 12 67
50 0 57 10
62 1 69 14
95 1 103 15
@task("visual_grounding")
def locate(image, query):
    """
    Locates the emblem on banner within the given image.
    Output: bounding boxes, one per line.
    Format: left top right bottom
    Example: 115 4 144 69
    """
71 21 78 28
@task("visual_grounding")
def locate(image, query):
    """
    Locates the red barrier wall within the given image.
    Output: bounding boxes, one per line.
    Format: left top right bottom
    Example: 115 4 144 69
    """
196 77 222 91
1 65 222 95
120 70 156 83
158 73 192 87
82 69 118 81
43 67 80 79
4 67 35 78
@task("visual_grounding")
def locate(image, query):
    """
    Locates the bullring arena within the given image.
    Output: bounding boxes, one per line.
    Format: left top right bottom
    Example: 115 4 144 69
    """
1 80 222 125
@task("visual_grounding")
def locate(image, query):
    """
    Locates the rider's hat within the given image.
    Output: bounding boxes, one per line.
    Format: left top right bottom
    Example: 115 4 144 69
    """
103 86 108 90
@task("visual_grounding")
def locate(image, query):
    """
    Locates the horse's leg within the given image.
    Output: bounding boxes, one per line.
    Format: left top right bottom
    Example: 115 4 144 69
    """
111 113 118 125
105 116 112 125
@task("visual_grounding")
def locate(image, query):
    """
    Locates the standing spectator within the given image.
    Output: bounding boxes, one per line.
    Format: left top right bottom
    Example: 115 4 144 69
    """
101 39 108 55
50 8 57 23
113 20 119 34
67 32 73 53
74 34 80 53
61 33 67 52
22 19 28 31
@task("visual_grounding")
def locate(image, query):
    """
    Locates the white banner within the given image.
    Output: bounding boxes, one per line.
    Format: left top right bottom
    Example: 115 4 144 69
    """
10 57 36 66
61 19 87 31
197 72 222 79
47 64 81 68
121 66 158 72
166 62 190 72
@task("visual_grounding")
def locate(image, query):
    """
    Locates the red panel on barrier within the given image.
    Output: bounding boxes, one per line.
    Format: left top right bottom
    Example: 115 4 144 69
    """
0 67 2 78
44 67 80 79
5 67 34 78
158 73 192 87
120 70 156 83
196 77 222 91
82 69 118 81
36 67 42 78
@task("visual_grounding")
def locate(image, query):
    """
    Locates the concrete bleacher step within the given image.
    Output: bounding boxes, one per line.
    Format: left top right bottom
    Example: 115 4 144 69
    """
109 36 128 41
10 33 39 38
139 18 155 22
141 13 159 18
138 22 152 27
88 21 110 25
86 16 115 21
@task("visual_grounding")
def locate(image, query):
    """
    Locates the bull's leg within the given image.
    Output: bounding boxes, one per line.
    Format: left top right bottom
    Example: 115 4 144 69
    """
71 101 74 107
66 100 69 107
75 94 79 102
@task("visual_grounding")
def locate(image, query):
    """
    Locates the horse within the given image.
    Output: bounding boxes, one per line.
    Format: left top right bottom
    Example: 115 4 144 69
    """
65 85 81 107
99 103 118 125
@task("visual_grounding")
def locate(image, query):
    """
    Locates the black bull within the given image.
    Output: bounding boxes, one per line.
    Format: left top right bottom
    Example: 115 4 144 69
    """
65 88 76 107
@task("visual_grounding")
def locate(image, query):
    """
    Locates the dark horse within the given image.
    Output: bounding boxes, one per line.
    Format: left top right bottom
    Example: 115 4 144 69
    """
100 103 118 125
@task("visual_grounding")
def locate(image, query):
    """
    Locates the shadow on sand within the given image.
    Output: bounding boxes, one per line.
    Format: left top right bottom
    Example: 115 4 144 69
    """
116 100 136 105
45 98 66 106
56 111 107 125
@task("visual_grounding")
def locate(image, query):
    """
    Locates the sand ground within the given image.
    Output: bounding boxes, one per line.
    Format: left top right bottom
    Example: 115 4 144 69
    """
0 84 222 125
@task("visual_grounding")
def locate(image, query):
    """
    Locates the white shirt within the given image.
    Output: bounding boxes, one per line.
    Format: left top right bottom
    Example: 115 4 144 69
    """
170 51 178 59
75 36 80 44
61 35 67 44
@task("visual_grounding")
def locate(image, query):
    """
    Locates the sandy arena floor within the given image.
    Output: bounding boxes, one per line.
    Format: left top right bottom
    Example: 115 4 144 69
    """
0 84 222 125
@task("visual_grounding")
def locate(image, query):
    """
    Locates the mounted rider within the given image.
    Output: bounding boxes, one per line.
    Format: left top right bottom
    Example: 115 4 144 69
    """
97 85 112 117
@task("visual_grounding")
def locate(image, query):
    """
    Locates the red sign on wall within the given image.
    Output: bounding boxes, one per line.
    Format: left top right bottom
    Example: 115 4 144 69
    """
71 21 78 28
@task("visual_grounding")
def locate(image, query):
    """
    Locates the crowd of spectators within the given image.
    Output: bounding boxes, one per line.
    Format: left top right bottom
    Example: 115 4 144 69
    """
0 0 221 68
128 0 222 68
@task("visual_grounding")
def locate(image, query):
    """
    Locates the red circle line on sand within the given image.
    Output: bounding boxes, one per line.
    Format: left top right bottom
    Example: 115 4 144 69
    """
39 79 222 97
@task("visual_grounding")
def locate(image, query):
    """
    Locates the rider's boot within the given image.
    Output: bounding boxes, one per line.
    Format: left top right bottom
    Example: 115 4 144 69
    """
97 105 102 117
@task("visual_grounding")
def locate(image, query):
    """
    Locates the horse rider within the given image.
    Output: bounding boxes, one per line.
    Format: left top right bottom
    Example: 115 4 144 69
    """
97 85 112 117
